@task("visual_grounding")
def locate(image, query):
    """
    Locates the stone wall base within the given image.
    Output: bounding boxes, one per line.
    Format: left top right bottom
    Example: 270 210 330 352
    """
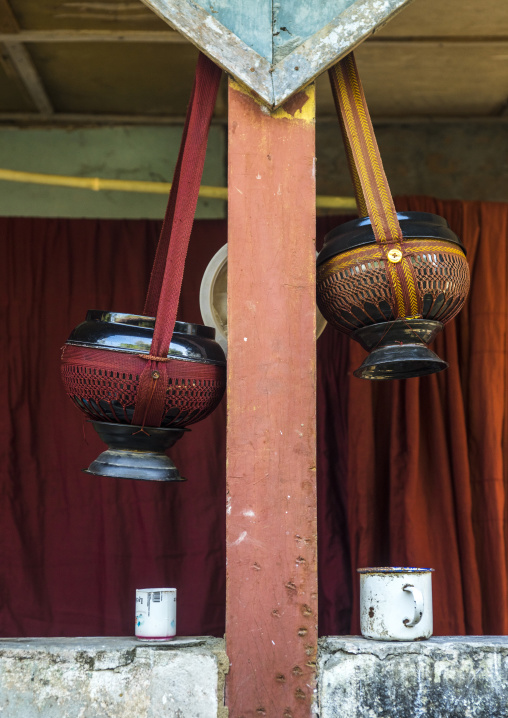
2 635 507 717
318 636 508 718
0 636 228 718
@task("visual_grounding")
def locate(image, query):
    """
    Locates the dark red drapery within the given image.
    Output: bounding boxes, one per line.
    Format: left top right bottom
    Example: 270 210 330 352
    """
1 200 507 638
318 198 508 636
0 218 227 637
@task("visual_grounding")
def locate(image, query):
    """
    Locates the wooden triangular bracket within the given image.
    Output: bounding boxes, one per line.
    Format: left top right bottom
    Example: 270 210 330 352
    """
141 0 414 109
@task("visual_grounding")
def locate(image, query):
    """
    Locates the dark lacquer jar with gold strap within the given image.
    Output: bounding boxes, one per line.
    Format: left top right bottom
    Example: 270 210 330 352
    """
316 211 469 379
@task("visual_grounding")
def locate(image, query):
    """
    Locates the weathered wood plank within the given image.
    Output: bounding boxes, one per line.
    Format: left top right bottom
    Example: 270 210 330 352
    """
226 78 317 717
375 0 508 38
270 0 414 107
0 29 187 43
0 112 198 125
2 41 53 115
0 112 506 127
194 0 272 60
273 0 355 62
0 30 505 45
0 0 18 34
0 0 53 116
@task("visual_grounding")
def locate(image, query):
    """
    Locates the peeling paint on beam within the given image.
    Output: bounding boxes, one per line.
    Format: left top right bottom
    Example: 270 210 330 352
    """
139 0 273 105
270 0 415 107
229 77 316 123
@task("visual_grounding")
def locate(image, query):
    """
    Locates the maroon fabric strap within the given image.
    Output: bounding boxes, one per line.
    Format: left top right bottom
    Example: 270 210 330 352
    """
132 53 222 427
142 81 196 319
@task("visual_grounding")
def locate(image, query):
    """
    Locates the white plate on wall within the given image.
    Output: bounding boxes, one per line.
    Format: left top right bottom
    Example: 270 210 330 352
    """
199 244 327 355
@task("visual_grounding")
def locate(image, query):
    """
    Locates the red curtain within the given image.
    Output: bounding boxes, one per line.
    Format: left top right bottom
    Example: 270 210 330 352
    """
1 200 507 638
0 218 227 637
317 198 508 636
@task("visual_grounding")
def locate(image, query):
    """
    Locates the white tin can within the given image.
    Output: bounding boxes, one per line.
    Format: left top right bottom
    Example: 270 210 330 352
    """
135 588 177 640
358 567 434 641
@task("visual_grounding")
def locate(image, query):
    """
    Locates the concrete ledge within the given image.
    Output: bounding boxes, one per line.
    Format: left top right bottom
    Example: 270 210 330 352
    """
318 636 508 718
0 636 228 718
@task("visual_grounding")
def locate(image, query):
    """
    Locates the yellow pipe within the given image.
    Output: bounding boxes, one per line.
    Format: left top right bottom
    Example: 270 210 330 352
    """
0 167 357 211
315 195 357 210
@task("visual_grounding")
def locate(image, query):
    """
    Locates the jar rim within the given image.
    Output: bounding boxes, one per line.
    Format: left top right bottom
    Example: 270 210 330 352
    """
317 211 465 268
85 310 216 339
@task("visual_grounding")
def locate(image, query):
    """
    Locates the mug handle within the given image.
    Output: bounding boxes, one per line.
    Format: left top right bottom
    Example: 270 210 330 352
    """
402 584 424 627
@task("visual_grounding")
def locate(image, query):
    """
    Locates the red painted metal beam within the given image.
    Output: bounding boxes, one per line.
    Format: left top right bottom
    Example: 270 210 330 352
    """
226 78 317 718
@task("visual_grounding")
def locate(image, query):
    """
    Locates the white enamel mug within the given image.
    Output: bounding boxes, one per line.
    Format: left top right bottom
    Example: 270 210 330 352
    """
358 567 434 641
135 588 177 640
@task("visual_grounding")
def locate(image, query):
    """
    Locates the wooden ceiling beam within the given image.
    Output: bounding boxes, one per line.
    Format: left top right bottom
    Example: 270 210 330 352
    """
2 41 53 115
0 30 506 44
0 0 18 33
0 112 506 127
368 36 508 44
0 112 222 126
0 0 53 116
0 112 209 124
0 29 187 43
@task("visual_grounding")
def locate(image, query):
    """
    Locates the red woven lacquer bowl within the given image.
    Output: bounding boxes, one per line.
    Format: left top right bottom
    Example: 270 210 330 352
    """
61 311 226 429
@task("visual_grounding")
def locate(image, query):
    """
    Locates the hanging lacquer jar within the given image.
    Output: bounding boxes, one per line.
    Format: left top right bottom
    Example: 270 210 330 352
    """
61 54 226 480
317 211 469 379
61 312 226 480
316 54 469 379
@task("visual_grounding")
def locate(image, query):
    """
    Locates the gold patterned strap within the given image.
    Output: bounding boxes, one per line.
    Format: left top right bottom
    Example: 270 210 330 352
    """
328 53 421 319
336 109 369 218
